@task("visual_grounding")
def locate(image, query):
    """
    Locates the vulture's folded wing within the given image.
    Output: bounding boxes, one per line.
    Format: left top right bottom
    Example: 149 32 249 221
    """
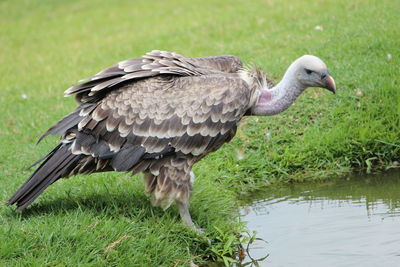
70 74 252 165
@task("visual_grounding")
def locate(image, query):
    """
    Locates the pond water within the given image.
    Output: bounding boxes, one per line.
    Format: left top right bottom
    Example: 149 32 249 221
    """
240 170 400 267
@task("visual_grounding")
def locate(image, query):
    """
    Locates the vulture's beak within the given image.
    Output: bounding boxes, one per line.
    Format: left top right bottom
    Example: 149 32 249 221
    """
321 72 336 94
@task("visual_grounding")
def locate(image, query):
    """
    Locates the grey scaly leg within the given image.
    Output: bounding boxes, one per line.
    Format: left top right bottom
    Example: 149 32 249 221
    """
176 171 205 234
177 200 194 228
177 200 211 245
176 199 204 234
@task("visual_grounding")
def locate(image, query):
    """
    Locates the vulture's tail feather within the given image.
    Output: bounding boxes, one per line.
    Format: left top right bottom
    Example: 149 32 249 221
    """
8 144 81 210
27 143 63 169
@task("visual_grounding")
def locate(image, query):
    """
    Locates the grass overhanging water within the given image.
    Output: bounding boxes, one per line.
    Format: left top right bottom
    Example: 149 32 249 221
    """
0 0 399 265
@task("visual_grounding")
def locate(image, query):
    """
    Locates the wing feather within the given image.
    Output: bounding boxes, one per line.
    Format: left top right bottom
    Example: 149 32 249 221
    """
83 75 249 158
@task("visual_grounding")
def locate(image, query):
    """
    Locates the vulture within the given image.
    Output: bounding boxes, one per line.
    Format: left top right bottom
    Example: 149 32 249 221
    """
8 50 336 232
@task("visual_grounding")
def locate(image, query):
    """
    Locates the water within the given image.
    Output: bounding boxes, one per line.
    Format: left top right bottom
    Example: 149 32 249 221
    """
240 171 400 267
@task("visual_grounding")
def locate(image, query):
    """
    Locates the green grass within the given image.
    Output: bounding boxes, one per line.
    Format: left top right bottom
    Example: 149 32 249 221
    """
0 0 399 265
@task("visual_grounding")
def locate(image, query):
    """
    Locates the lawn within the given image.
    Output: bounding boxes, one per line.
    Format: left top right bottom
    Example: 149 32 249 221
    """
1 0 399 265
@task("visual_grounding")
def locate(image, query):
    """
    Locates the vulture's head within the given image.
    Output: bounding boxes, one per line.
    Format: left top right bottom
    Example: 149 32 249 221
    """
292 55 336 93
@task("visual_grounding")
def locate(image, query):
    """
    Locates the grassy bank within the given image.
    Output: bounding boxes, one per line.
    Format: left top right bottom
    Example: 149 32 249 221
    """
1 0 399 265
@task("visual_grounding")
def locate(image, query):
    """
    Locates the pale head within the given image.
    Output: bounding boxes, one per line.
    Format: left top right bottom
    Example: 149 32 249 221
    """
250 55 336 116
291 55 336 93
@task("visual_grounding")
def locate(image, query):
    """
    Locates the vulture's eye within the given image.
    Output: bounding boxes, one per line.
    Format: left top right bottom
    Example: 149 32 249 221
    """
305 69 313 75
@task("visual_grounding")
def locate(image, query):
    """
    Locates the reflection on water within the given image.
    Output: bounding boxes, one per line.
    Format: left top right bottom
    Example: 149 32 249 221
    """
240 170 400 267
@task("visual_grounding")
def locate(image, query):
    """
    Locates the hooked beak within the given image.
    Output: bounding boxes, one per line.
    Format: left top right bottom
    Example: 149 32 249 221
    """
321 72 336 94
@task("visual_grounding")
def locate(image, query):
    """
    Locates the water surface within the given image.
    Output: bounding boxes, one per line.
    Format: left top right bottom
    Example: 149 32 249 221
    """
241 171 400 267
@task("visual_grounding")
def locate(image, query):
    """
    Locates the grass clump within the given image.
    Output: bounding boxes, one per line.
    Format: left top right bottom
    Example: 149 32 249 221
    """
1 0 399 265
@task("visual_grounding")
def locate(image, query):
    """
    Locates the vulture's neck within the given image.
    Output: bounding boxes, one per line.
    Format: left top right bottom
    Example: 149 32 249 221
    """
249 65 306 116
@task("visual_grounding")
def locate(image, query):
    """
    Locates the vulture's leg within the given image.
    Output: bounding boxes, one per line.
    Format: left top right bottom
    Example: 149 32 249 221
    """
177 171 204 234
177 200 195 229
176 199 204 234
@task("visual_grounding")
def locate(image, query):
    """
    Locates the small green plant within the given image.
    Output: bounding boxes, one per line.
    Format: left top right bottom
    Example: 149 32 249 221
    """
210 225 242 266
209 222 267 266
